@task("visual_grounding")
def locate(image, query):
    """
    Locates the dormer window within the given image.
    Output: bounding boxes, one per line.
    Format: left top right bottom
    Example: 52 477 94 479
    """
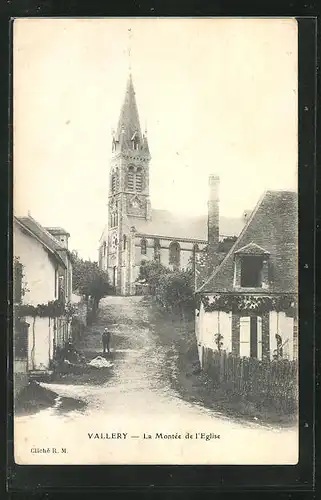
240 256 263 287
234 242 270 289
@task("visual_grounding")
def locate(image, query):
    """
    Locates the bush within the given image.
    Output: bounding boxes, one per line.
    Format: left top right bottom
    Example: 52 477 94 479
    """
156 269 195 316
72 254 114 310
138 260 169 283
137 260 195 317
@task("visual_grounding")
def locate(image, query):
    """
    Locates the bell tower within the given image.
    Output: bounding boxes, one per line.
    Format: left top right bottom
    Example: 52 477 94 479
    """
107 73 151 294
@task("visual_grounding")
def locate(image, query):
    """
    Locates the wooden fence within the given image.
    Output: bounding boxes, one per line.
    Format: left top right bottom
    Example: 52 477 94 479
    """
202 348 298 413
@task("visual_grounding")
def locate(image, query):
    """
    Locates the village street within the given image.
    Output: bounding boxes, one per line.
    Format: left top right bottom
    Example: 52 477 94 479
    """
14 296 298 465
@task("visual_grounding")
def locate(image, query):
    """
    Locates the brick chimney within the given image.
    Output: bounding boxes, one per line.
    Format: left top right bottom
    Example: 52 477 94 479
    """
207 175 220 269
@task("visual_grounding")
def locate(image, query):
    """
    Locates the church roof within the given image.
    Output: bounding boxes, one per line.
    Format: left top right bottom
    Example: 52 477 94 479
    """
125 209 244 242
197 190 298 294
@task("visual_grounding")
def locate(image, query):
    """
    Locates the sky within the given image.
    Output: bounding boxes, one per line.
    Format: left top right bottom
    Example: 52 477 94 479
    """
13 18 298 260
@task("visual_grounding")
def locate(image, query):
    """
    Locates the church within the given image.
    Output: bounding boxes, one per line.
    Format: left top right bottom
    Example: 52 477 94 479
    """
98 74 243 295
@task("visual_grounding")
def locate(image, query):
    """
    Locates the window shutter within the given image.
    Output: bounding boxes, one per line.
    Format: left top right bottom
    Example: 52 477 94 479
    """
239 316 250 357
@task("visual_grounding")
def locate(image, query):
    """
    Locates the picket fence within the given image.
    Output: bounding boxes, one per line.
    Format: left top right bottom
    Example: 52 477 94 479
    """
202 348 298 413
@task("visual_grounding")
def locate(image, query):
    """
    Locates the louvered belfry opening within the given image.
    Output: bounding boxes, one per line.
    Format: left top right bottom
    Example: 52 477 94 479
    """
136 168 143 191
127 166 135 190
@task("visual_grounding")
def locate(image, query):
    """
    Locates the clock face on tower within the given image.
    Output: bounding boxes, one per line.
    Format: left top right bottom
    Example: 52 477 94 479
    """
128 195 143 213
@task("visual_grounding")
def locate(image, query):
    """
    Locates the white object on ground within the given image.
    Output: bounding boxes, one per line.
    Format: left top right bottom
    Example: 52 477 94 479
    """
88 356 113 368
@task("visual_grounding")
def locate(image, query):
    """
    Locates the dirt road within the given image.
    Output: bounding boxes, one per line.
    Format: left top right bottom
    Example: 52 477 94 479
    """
14 296 298 465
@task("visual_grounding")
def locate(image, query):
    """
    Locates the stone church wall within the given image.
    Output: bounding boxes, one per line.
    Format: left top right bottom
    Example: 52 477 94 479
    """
180 249 193 269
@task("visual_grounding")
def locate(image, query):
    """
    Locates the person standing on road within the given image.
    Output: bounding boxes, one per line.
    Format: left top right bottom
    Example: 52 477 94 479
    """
102 328 112 354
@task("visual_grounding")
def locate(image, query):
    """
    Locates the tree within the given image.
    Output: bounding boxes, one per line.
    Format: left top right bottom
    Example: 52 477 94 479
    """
72 254 113 311
214 333 224 351
156 268 195 318
273 333 284 360
217 236 237 254
137 260 194 318
13 257 29 303
190 249 211 291
137 260 169 294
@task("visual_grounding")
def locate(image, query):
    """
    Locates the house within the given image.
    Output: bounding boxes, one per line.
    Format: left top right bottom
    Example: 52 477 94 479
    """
195 190 298 366
13 214 73 384
13 257 29 399
98 73 244 295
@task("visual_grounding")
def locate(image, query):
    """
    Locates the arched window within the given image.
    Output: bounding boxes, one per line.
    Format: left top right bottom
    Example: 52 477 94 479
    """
103 241 107 257
111 172 116 194
169 241 180 268
127 166 135 190
154 239 161 263
111 169 119 194
136 167 143 192
141 238 147 255
110 213 117 228
123 235 127 250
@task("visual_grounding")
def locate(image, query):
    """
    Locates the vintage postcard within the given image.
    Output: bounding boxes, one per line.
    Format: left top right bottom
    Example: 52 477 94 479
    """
13 17 298 465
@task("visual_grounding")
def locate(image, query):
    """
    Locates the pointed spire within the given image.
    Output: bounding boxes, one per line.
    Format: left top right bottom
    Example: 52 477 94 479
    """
115 73 143 151
112 29 151 158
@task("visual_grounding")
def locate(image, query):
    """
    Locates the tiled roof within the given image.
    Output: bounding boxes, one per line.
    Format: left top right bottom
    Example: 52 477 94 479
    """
125 209 244 242
45 227 70 237
234 242 270 255
198 190 298 294
15 216 68 268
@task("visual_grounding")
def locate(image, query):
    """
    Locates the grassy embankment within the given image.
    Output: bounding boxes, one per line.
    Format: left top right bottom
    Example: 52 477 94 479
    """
150 302 297 427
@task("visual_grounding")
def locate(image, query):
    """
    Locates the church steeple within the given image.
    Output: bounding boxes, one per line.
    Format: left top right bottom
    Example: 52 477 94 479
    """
113 74 150 156
104 63 152 295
